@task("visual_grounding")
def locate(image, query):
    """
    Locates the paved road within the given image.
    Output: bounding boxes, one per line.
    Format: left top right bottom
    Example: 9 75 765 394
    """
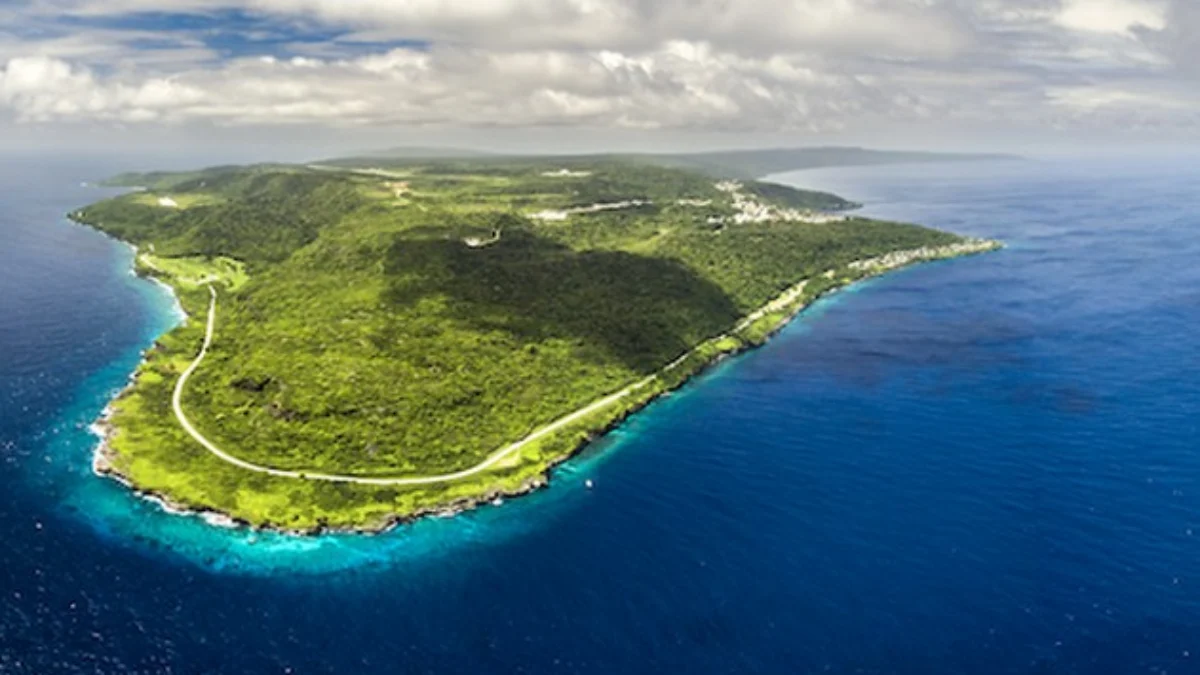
172 286 665 485
169 241 996 484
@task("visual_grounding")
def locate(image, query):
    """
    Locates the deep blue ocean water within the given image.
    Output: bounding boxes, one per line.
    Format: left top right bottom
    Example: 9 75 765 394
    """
4 155 1200 673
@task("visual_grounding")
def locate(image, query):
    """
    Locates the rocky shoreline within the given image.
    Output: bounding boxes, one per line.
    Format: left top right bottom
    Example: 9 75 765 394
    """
90 342 554 536
92 390 554 535
87 235 1002 537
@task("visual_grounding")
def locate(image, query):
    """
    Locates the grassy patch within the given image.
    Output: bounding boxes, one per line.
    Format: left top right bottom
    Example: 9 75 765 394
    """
129 192 224 210
137 254 249 291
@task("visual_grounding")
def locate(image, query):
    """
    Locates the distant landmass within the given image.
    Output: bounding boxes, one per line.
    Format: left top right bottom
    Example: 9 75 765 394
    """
348 146 499 160
72 152 1000 533
322 145 1020 179
634 147 1020 179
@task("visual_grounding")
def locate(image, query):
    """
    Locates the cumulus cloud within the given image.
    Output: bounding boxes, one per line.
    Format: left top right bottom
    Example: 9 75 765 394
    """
0 0 1195 137
0 55 208 122
53 0 975 58
1135 0 1200 75
0 45 886 130
1055 0 1166 34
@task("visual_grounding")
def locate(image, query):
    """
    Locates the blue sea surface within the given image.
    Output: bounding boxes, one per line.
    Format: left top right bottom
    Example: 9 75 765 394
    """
3 155 1200 673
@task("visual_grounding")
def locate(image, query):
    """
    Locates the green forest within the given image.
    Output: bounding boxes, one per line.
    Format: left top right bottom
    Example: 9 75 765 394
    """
74 159 986 532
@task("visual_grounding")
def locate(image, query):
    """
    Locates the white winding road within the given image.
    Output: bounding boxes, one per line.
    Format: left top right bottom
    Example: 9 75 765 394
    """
172 239 994 485
173 286 670 485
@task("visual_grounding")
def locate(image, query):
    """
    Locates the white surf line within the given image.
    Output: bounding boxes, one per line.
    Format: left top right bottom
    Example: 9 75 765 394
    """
171 241 994 485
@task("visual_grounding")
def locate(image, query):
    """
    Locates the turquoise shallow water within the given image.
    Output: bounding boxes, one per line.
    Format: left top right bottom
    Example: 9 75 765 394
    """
5 155 1200 672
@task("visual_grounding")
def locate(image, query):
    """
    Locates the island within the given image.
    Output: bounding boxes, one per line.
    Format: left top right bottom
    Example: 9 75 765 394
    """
71 152 1002 533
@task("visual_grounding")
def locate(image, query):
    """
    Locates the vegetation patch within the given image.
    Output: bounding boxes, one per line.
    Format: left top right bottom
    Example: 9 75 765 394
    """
77 159 989 532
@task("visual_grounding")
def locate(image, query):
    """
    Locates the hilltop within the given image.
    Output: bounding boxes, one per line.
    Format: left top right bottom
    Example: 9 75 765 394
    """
73 157 997 532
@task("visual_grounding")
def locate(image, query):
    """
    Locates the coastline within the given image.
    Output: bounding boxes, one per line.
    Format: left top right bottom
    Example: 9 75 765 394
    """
85 228 1002 536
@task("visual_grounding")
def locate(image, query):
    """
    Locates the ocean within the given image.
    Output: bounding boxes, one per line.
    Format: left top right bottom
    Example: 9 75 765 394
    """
3 154 1200 673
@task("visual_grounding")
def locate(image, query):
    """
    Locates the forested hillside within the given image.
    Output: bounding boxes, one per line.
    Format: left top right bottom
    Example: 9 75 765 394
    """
77 159 979 531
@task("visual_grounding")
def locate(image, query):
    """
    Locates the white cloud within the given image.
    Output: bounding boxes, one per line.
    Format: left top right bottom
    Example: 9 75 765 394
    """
1055 0 1166 34
0 56 208 123
0 0 1195 139
1048 84 1193 110
1134 0 1200 75
47 0 975 58
1043 81 1200 134
0 45 886 130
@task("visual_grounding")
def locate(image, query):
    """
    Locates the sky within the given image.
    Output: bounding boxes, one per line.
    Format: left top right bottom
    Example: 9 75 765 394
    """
0 0 1195 160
